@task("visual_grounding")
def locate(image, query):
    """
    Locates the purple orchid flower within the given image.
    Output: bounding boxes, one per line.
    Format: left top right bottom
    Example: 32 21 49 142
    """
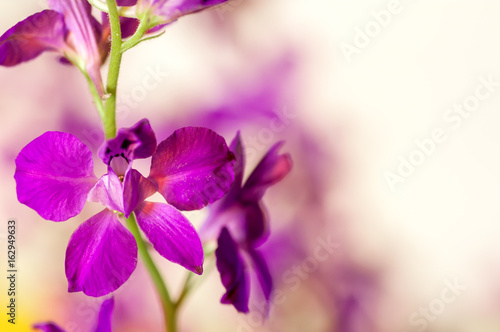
14 119 235 297
0 0 118 95
202 132 292 312
34 297 114 332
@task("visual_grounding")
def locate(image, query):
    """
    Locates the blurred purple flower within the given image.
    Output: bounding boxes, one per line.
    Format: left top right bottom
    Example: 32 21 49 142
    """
0 0 107 94
202 132 292 312
14 119 235 297
136 0 229 25
155 51 297 138
0 0 121 95
34 297 114 332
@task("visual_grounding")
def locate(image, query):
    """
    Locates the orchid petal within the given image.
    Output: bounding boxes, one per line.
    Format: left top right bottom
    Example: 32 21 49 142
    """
242 202 269 247
200 202 245 244
139 0 228 25
242 141 292 202
149 127 235 211
0 10 66 66
228 131 245 192
123 169 156 217
135 202 203 274
88 169 124 213
117 0 138 5
99 119 157 171
66 210 137 297
249 250 273 303
48 0 105 94
198 133 243 240
215 227 249 313
94 297 114 332
14 131 97 221
120 17 140 39
47 0 96 57
100 12 139 43
201 201 267 247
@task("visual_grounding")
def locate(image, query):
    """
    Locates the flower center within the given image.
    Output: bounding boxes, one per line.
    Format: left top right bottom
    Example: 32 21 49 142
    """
109 153 129 177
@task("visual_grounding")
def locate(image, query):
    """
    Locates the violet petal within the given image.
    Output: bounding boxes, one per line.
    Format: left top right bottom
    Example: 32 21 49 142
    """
149 127 235 211
120 17 140 39
249 249 273 303
117 0 138 5
99 119 157 168
241 141 292 202
48 0 105 94
101 13 138 40
228 131 245 195
14 131 97 221
66 209 137 297
215 227 249 313
0 10 66 66
139 0 228 24
87 169 124 213
94 297 114 332
242 202 269 247
197 133 244 238
135 202 204 274
123 169 156 217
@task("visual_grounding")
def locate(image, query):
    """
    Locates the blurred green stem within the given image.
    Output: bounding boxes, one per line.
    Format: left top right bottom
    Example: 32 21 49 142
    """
102 0 123 139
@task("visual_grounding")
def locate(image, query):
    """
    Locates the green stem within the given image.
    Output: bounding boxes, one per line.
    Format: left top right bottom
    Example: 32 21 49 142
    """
81 68 106 121
121 16 152 53
126 213 178 332
103 0 123 139
175 271 195 309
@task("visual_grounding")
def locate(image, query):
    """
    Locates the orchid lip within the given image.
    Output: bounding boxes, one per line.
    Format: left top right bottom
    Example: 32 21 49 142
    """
109 152 131 176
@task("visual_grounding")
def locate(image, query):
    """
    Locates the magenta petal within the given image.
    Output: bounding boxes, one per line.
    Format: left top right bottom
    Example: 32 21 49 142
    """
140 0 228 24
33 323 66 332
0 10 66 66
249 250 273 303
117 0 137 5
48 0 105 94
88 169 124 213
94 297 114 332
66 210 137 297
216 227 249 313
123 169 156 217
135 202 204 274
229 131 245 192
14 132 97 221
120 17 140 39
101 13 139 40
149 127 235 211
242 141 292 202
242 202 269 247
